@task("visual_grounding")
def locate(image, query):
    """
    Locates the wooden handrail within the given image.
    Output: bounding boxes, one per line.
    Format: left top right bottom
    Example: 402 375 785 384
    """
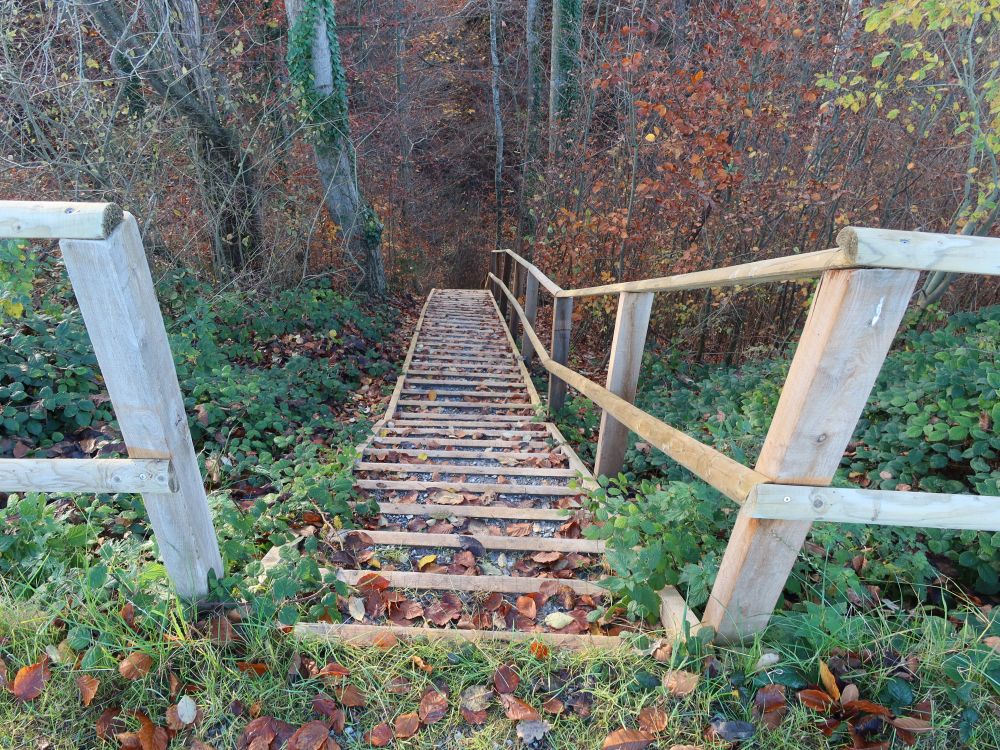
0 200 124 240
493 228 999 300
491 249 562 296
0 458 176 494
489 272 769 503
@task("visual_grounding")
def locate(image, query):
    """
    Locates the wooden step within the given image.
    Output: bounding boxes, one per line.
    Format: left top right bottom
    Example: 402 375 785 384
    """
363 448 565 461
357 462 576 477
337 529 603 553
357 479 581 495
370 502 574 521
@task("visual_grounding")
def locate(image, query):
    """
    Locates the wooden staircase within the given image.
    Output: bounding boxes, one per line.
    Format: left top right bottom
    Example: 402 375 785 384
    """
296 289 697 646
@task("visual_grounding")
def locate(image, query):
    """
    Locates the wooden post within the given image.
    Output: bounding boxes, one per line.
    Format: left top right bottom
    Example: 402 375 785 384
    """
498 253 512 318
508 263 525 340
594 292 653 477
547 296 573 412
61 215 224 599
521 274 539 364
703 268 919 641
489 252 499 300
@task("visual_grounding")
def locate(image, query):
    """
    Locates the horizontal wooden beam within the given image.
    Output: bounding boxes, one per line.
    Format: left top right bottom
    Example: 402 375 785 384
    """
493 249 562 296
356 462 576 477
371 502 572 521
0 458 176 494
0 201 123 240
838 226 1000 276
749 483 1000 531
490 274 768 503
337 569 607 595
335 529 604 553
357 479 580 495
294 621 626 647
556 248 851 298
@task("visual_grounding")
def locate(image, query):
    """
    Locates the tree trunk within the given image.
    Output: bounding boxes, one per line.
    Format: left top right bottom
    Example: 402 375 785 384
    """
548 0 582 161
489 0 505 250
285 0 386 296
86 0 264 274
515 0 544 258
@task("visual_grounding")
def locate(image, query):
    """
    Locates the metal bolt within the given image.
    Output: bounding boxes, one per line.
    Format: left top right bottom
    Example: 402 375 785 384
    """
783 496 791 503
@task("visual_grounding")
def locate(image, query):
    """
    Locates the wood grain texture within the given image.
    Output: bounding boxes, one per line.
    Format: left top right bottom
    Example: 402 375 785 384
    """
0 200 123 239
547 296 573 412
0 458 175 494
838 226 1000 276
594 291 653 478
750 484 1000 531
60 215 223 599
703 268 919 641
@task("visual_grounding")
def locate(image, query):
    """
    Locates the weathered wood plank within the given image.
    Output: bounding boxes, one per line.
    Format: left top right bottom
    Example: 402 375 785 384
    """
703 268 919 641
838 226 1000 276
357 479 580 495
594 291 653 477
61 214 223 598
356 462 576 477
335 529 604 553
0 200 123 240
0 458 175 494
371 502 572 521
749 483 1000 531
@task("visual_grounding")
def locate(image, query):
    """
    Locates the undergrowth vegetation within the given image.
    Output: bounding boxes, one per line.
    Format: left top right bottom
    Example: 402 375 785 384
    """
559 306 1000 622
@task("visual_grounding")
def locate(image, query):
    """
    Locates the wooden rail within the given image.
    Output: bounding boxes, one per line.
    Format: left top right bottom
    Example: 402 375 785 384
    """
488 229 1000 641
1 200 222 599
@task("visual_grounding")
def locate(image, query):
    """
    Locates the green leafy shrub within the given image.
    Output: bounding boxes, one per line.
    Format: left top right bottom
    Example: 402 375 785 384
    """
568 306 1000 618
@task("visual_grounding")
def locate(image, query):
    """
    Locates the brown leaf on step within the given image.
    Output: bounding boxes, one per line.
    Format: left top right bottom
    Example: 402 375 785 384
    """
499 694 540 721
818 660 841 702
75 673 99 707
333 684 366 707
432 490 465 505
505 522 532 537
287 720 332 750
637 706 668 733
364 723 393 748
207 616 241 646
515 595 537 620
662 670 699 697
494 664 520 694
356 573 391 592
797 688 835 712
372 630 399 650
118 652 153 681
394 712 421 739
11 659 49 702
601 727 655 749
453 550 477 568
419 687 449 725
483 591 504 611
532 551 562 564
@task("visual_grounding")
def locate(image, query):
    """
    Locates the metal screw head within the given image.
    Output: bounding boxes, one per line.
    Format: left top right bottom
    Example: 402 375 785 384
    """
783 496 791 503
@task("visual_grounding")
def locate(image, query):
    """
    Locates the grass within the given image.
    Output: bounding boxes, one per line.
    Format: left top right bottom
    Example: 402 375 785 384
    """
2 567 999 749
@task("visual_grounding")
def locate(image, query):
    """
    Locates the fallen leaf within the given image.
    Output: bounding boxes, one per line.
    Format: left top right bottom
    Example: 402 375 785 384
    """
333 684 366 707
494 664 519 694
75 673 100 707
840 683 860 705
395 712 421 739
433 490 465 505
516 719 550 743
418 554 438 570
890 716 932 733
544 612 574 630
0 656 6 688
237 662 268 677
364 723 393 747
541 697 564 714
96 707 124 739
706 717 756 742
347 597 366 622
819 660 841 702
663 670 699 697
754 652 780 671
176 695 199 725
601 727 655 749
11 660 50 702
419 687 449 724
207 616 241 646
515 595 537 620
637 706 668 733
797 688 835 712
530 641 549 660
318 662 351 681
499 694 540 721
136 713 169 750
118 652 153 681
